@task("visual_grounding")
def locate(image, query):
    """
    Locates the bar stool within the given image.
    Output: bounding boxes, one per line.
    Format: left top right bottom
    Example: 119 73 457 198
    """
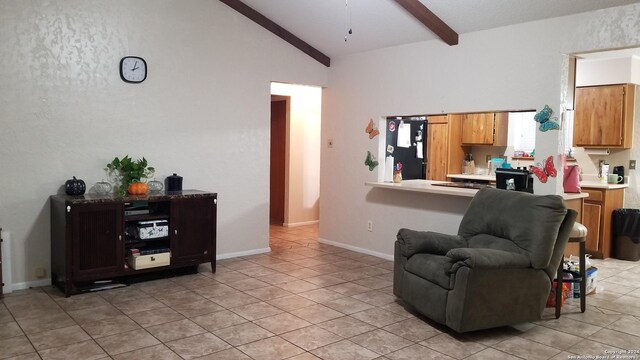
555 222 588 318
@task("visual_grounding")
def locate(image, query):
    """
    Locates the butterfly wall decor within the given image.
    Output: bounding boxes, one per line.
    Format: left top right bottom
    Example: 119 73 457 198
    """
365 119 380 139
365 151 378 171
530 155 557 183
534 105 560 132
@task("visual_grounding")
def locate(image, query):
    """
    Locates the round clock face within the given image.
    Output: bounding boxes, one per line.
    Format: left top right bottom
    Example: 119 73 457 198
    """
120 56 147 83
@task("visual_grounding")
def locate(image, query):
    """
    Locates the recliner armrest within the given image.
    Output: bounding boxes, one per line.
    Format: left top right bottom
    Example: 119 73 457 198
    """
446 248 531 273
397 228 467 258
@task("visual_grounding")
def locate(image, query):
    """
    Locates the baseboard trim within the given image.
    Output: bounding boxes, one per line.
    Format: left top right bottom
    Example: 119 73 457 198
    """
318 238 393 261
283 220 319 228
10 278 52 292
216 247 271 260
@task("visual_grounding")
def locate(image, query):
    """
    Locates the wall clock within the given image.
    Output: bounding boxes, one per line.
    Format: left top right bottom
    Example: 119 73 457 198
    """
120 56 147 83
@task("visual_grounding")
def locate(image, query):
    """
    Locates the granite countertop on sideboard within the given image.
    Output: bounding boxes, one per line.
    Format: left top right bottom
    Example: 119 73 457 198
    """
51 189 216 204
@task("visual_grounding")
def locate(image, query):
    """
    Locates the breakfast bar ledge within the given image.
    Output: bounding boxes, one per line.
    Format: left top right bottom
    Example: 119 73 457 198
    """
365 180 589 201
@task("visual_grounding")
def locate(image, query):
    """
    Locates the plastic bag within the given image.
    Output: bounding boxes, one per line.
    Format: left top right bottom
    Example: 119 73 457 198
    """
563 165 581 193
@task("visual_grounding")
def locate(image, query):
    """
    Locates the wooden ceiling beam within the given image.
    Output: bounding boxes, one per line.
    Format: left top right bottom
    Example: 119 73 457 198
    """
219 0 331 67
393 0 459 46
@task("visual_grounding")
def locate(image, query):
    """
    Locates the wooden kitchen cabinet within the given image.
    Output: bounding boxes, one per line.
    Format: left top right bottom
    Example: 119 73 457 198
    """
426 114 466 180
582 203 602 254
51 191 217 296
573 84 635 148
460 112 508 146
427 115 449 181
580 187 624 258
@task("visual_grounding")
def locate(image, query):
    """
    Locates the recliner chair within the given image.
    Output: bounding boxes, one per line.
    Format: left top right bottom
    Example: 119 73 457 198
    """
393 187 577 332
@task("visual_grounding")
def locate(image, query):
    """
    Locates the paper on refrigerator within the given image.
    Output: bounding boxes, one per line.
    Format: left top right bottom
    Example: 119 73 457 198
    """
397 121 411 148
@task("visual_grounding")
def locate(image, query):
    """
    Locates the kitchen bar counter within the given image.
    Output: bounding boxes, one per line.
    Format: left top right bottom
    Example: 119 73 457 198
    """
365 180 588 201
366 180 479 198
448 174 629 190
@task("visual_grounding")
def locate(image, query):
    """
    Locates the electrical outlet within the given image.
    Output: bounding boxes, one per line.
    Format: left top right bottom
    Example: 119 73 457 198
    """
367 220 373 232
631 160 636 170
486 155 491 162
327 139 334 148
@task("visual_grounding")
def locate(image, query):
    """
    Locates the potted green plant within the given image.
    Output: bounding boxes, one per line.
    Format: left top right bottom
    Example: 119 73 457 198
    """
106 156 155 196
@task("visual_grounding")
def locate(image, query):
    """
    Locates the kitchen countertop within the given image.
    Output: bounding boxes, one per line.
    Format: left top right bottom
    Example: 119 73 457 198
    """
579 181 629 190
366 180 588 200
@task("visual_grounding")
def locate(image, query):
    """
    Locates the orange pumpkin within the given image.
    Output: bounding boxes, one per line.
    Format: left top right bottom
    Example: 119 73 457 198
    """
127 182 148 195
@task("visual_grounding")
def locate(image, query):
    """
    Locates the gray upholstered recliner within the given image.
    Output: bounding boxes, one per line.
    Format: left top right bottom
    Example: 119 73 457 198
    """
394 188 577 333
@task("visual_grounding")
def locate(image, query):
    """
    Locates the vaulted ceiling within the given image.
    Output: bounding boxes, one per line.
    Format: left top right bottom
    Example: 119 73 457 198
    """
233 0 640 65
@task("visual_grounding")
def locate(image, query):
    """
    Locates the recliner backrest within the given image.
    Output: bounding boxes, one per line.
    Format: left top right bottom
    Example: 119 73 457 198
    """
458 188 568 269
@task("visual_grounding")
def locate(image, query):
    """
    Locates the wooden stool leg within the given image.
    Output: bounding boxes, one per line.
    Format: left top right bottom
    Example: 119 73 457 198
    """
555 263 563 319
580 241 586 313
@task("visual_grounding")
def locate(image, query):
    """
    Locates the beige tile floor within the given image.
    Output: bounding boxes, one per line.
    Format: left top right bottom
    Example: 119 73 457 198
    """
1 224 640 359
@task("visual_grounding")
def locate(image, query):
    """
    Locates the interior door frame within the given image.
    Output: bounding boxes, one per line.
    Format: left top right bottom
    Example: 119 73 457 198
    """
270 95 290 225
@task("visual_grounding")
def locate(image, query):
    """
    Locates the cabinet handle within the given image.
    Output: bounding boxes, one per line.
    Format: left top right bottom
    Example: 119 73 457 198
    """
66 206 71 213
214 199 217 205
175 229 178 235
118 235 122 241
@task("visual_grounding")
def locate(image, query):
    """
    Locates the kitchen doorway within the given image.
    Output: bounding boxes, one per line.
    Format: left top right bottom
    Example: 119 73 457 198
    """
270 82 322 227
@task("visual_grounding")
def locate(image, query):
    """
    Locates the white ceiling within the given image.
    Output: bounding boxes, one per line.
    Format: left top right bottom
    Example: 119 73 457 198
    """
239 0 640 59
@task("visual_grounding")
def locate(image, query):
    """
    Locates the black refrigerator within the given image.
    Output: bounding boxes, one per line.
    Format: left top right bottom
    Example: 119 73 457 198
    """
385 117 427 180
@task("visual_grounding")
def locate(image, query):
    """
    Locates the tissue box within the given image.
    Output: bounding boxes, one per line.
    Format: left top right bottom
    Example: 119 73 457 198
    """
586 267 598 295
128 220 169 239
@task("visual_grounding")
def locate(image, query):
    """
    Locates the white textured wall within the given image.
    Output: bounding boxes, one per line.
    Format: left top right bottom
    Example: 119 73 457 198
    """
0 0 328 285
628 90 640 208
576 57 634 86
271 83 321 226
320 4 640 257
633 57 640 84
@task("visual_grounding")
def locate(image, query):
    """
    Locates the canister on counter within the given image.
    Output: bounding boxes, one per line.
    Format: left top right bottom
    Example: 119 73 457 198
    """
166 173 183 191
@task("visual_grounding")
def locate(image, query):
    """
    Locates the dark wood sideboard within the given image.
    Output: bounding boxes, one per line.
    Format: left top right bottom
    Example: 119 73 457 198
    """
50 190 217 296
0 228 3 297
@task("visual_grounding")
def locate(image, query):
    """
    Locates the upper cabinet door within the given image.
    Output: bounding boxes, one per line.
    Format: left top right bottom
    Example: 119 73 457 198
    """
461 113 495 145
574 84 634 148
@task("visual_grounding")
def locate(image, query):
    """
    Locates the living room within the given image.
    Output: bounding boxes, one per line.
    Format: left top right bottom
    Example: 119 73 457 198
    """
2 1 640 359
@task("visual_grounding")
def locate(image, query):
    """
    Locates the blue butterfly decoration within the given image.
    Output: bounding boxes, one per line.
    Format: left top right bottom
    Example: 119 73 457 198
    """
534 105 560 132
365 151 378 171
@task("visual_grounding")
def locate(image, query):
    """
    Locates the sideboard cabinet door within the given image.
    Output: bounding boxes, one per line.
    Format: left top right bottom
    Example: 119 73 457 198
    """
70 203 123 280
171 197 215 265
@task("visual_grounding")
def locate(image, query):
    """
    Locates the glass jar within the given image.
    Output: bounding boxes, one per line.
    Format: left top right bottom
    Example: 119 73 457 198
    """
95 180 112 195
147 179 164 193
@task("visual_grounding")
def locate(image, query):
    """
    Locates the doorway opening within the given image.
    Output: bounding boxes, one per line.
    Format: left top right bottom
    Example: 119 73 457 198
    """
270 82 322 227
